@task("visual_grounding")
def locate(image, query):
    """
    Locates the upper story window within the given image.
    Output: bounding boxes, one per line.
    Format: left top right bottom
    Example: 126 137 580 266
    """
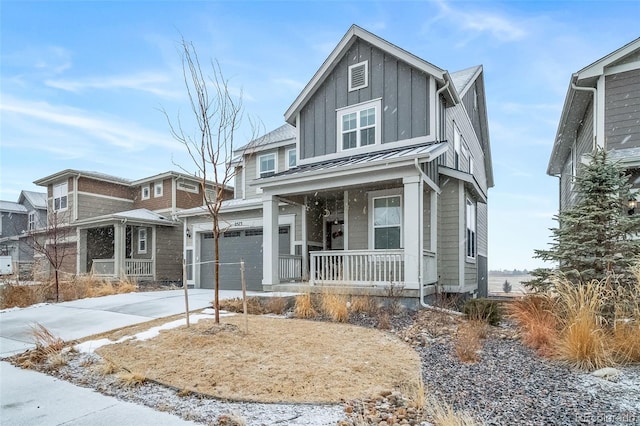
28 211 36 231
466 199 476 259
53 182 68 211
177 181 199 193
453 123 462 170
142 185 150 200
373 195 402 250
258 153 276 178
348 61 368 91
138 228 147 254
337 99 381 152
154 181 163 197
286 149 297 170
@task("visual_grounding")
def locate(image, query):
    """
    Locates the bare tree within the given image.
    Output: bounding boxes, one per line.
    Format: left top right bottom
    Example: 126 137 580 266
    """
164 38 258 323
24 211 75 302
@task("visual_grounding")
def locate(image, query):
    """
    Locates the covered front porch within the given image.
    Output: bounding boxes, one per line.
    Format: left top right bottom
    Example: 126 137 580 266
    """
258 143 445 293
76 209 178 281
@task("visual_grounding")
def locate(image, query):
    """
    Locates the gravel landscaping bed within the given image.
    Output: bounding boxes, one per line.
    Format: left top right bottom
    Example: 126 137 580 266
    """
7 308 640 425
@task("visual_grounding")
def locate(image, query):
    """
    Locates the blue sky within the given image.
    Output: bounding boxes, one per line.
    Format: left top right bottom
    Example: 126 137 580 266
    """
1 0 639 270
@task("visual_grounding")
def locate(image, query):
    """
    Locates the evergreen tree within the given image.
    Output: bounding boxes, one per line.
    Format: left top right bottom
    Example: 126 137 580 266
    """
528 148 640 291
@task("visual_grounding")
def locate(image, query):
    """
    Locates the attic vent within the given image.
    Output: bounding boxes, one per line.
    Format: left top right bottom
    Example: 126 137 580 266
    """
348 61 368 91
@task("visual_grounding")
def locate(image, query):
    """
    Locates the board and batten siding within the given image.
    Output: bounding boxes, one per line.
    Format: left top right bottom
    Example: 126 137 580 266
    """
423 188 432 252
299 39 431 160
448 104 488 194
605 68 640 151
461 79 488 152
437 179 461 286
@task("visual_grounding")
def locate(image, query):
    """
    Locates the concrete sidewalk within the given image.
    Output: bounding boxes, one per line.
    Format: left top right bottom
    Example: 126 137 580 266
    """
0 288 291 425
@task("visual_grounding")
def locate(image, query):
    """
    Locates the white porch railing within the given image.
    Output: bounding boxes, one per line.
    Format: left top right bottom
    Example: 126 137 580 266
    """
125 259 153 277
279 254 302 281
310 250 404 285
91 259 153 278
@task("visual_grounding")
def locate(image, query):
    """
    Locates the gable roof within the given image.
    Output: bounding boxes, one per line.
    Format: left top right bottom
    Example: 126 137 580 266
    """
548 37 640 176
18 191 47 210
450 65 482 98
284 25 459 124
234 123 296 154
34 169 131 186
0 200 27 214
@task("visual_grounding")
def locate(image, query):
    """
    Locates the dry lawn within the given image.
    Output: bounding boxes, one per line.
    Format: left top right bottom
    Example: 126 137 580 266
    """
96 314 421 403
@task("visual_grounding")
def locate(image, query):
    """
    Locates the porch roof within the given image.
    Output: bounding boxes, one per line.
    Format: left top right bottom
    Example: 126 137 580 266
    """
257 141 446 184
74 208 177 227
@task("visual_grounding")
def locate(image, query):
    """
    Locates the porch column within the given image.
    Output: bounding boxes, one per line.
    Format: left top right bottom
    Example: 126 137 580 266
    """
262 193 279 286
403 176 421 289
302 196 308 280
114 223 125 278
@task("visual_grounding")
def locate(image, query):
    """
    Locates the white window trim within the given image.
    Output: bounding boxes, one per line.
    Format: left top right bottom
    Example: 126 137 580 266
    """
142 185 150 200
138 228 147 254
570 142 577 188
154 181 163 197
466 198 476 261
348 60 369 92
337 98 382 153
28 211 36 231
177 181 199 194
53 182 68 212
367 188 403 250
453 123 462 170
286 148 297 170
257 152 277 178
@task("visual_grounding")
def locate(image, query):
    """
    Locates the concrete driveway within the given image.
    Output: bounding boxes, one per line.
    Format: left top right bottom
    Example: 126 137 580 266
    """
0 288 277 425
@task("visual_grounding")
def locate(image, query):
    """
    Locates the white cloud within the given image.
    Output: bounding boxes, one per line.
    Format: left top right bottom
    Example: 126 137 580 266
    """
45 72 181 98
272 77 306 92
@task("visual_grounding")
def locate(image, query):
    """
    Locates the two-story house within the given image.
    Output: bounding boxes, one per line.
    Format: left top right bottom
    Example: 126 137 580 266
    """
33 170 229 283
548 37 640 210
180 25 493 301
0 191 48 275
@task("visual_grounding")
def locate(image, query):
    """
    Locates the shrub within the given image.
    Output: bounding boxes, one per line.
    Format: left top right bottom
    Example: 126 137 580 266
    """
508 295 558 356
294 293 316 319
463 298 502 326
320 292 349 322
503 279 512 293
219 297 264 314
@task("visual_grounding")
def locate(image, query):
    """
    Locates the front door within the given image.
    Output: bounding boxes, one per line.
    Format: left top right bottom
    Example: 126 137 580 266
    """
326 220 344 250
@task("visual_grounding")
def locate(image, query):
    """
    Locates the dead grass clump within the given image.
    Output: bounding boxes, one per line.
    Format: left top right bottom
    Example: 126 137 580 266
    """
219 297 265 314
117 371 145 387
508 294 558 356
95 360 118 375
554 279 614 370
377 311 391 330
217 413 246 426
425 396 479 426
400 375 426 411
263 297 289 315
116 277 138 293
13 324 67 369
321 291 349 322
0 284 45 308
612 320 640 363
454 321 484 363
294 292 317 319
350 295 379 315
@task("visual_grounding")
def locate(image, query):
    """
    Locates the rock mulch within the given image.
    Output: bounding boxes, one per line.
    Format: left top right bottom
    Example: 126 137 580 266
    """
7 307 640 425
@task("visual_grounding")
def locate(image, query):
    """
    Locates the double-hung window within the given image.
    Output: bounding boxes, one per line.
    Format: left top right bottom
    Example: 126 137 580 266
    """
258 153 276 178
373 195 402 249
338 100 381 151
453 124 462 170
154 181 163 197
466 199 476 259
138 228 147 254
53 182 68 211
286 149 297 170
28 211 36 231
142 185 150 200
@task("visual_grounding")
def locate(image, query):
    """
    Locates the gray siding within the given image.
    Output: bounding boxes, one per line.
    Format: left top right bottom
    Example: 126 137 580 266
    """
448 104 488 194
461 79 487 151
155 225 182 281
77 194 133 220
0 211 27 237
243 144 296 200
437 180 461 286
605 68 640 151
423 189 432 252
559 101 593 211
465 261 477 287
300 39 432 160
347 189 368 250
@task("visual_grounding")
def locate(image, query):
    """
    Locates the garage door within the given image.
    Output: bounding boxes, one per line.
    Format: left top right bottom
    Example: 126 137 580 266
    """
200 227 290 291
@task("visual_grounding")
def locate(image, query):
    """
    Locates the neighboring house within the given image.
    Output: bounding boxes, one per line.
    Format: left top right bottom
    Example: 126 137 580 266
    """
33 170 229 283
548 37 640 211
180 25 493 300
0 191 47 275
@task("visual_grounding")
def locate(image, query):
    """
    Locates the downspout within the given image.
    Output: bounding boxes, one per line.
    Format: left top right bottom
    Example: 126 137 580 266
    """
571 80 597 150
435 81 450 141
414 158 463 315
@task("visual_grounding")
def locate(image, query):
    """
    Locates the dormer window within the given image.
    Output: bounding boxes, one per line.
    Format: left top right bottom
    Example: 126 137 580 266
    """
337 99 381 151
348 61 368 91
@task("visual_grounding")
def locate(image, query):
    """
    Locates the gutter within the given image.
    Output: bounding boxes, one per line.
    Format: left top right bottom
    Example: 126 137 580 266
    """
571 78 597 150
